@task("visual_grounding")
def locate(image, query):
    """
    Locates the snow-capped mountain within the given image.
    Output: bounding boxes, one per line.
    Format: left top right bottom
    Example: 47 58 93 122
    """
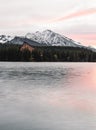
25 30 83 47
87 46 96 52
0 30 84 47
10 36 24 45
0 30 95 52
0 35 14 44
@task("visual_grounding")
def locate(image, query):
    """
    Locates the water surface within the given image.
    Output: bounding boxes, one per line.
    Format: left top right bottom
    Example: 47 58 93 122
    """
0 62 96 130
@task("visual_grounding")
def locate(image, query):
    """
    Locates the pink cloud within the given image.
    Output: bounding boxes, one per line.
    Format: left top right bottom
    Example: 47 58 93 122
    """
67 34 96 46
55 8 96 21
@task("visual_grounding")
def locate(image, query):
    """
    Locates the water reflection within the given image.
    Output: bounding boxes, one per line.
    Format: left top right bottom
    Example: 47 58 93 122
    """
0 62 96 130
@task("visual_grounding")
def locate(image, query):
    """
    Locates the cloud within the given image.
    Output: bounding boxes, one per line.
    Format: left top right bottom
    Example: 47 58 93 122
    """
55 8 96 22
67 34 96 46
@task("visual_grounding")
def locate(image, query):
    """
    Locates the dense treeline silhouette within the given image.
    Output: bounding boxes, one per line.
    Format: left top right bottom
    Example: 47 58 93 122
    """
0 44 31 61
0 43 96 62
32 47 96 62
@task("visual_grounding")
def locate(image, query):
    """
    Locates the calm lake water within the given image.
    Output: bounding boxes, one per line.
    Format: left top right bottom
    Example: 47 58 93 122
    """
0 62 96 130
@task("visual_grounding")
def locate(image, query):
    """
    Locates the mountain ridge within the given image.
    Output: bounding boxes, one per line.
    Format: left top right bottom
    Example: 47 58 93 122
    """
0 30 95 52
25 30 83 47
0 30 82 47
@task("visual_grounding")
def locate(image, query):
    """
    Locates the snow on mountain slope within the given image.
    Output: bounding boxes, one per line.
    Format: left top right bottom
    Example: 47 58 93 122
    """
0 35 14 44
25 30 83 47
0 30 85 47
10 36 24 45
0 30 95 52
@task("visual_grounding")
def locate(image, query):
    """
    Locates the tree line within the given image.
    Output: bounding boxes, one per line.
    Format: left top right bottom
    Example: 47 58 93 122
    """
0 43 96 62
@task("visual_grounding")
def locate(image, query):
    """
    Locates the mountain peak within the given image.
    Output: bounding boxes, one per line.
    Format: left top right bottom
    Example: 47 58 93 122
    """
42 29 53 33
0 30 84 48
25 30 82 47
0 35 14 44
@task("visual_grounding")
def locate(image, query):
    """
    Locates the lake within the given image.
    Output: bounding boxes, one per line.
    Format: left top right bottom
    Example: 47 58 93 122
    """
0 62 96 130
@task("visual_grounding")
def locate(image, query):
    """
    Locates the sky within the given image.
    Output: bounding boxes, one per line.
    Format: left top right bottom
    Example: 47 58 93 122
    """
0 0 96 46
